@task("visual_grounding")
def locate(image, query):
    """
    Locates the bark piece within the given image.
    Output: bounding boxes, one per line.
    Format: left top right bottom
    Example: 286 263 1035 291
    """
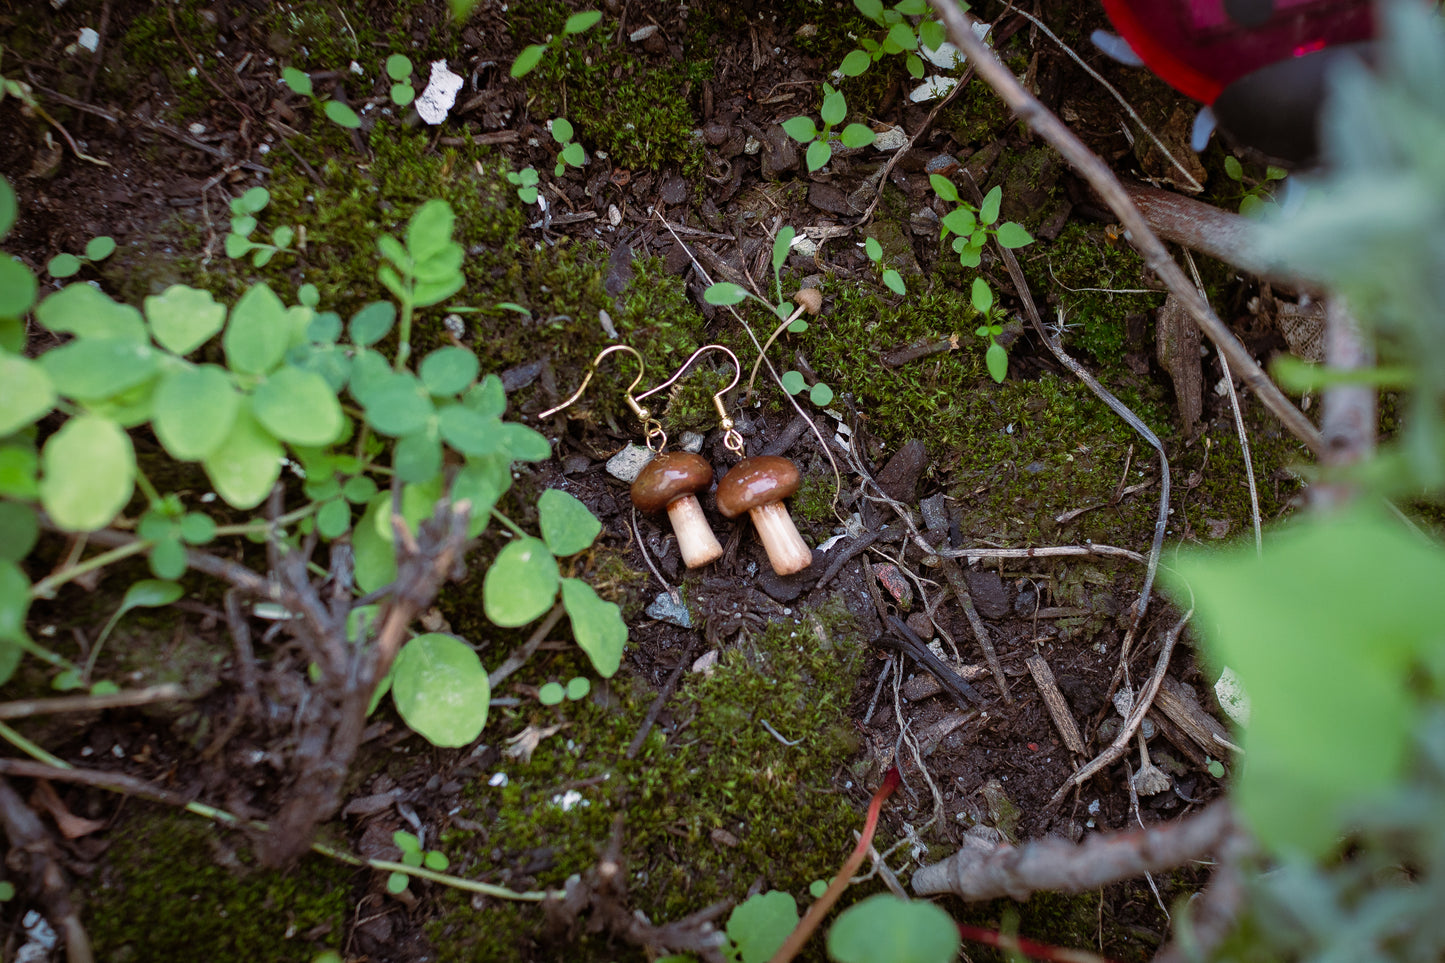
1025 654 1087 755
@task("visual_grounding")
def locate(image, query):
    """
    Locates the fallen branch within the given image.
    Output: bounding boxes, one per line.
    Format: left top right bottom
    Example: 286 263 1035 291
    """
912 800 1233 900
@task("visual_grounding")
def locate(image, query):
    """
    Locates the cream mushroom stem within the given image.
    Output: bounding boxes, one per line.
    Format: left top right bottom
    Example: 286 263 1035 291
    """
747 500 812 576
666 494 723 569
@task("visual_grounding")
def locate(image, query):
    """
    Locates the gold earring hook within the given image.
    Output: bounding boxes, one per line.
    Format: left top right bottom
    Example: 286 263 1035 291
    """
538 345 664 446
636 344 745 455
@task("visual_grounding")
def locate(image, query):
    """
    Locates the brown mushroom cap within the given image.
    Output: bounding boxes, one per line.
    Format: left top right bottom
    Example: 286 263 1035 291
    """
630 451 714 513
715 456 801 518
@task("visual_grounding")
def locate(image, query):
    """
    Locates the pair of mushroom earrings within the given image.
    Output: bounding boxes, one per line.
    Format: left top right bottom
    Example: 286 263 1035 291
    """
539 345 813 576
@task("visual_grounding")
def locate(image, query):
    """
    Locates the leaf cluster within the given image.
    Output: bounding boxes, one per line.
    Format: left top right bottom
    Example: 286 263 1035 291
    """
280 66 361 129
48 235 115 279
929 177 1032 268
510 10 603 79
225 187 295 266
781 84 876 173
838 0 950 81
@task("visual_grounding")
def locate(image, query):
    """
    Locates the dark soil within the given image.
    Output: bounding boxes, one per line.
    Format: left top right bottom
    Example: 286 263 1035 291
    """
0 0 1301 959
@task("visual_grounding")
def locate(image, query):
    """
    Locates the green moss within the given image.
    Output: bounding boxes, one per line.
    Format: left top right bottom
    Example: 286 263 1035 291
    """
108 1 219 120
427 601 872 960
85 810 354 961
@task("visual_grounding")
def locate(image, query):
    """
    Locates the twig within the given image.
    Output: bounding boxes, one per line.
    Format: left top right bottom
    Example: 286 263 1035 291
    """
489 604 567 689
1049 609 1192 808
1310 296 1377 512
927 0 1324 456
0 777 93 963
935 543 1146 563
939 559 1011 704
913 798 1232 900
1025 653 1086 755
1149 828 1252 963
0 684 186 720
626 637 697 759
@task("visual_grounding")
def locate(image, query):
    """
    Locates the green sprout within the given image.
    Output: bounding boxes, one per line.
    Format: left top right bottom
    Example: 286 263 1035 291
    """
510 10 603 78
386 830 450 895
971 278 1008 384
550 118 586 177
386 54 416 108
224 187 296 267
781 370 835 408
1223 155 1287 217
930 178 1033 268
863 236 906 296
839 0 949 80
506 166 540 204
781 83 876 173
47 235 115 279
280 66 361 129
538 676 592 706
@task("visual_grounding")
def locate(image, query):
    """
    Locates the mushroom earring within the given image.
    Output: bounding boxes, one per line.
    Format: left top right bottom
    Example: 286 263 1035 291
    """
716 455 812 576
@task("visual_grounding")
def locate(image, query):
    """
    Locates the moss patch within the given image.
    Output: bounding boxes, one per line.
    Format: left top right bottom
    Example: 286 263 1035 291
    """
86 810 355 961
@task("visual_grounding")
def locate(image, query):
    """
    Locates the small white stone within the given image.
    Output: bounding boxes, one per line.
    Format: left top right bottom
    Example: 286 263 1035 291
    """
488 772 508 787
1214 665 1251 727
605 443 654 483
909 76 957 103
872 124 908 152
188 122 206 136
416 60 464 125
629 24 658 42
607 203 622 227
349 60 364 75
77 27 99 52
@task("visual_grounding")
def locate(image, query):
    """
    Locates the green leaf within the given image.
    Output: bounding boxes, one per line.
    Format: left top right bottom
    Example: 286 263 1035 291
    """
85 236 116 261
864 237 884 262
233 186 270 215
437 405 502 456
391 83 416 107
970 277 993 314
179 512 216 544
40 415 134 532
1168 507 1445 856
315 498 350 538
538 681 565 706
780 116 818 144
809 382 834 407
324 100 361 128
392 633 490 747
895 0 928 14
787 318 808 334
119 579 184 614
251 366 344 446
0 561 32 685
727 891 799 963
0 502 38 562
805 139 831 172
412 273 465 309
538 489 602 556
919 18 946 51
781 370 807 395
420 347 479 396
929 175 959 203
566 677 590 701
144 285 226 356
551 117 575 144
281 67 313 97
985 340 1008 383
820 86 847 128
827 895 960 963
386 872 409 895
152 365 241 460
306 311 340 343
560 578 625 677
994 221 1034 248
48 253 82 278
1223 155 1244 181
560 141 585 168
883 269 906 296
424 850 449 871
393 428 443 484
349 301 396 347
0 445 39 500
484 537 559 627
979 185 1002 226
406 199 457 262
36 284 146 342
703 282 749 306
39 338 158 402
202 405 283 510
564 10 602 33
362 374 435 437
462 374 506 418
0 175 15 241
225 283 291 375
906 52 925 78
0 257 37 319
385 53 413 80
451 454 507 537
854 0 885 21
839 123 875 148
0 354 55 437
941 207 977 239
500 422 551 461
887 21 917 51
510 43 547 78
272 225 294 249
840 49 871 76
224 234 254 259
772 226 796 273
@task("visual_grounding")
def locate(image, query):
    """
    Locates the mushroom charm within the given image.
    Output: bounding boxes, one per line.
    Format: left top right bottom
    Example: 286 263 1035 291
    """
716 456 812 576
630 452 723 569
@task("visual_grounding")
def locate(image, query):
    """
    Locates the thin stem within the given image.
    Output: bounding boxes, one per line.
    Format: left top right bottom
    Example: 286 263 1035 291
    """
132 467 162 507
30 540 148 599
395 288 415 370
490 508 528 540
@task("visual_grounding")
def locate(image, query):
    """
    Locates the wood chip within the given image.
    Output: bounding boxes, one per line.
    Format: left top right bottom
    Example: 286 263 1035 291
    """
1154 676 1235 757
1025 654 1087 755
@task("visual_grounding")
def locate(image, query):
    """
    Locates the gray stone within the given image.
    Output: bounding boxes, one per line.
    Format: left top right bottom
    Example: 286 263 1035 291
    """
645 591 692 628
963 568 1010 619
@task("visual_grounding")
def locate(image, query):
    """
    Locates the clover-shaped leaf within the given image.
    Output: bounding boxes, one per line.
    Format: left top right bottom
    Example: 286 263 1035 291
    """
538 489 602 556
392 632 490 747
484 537 559 627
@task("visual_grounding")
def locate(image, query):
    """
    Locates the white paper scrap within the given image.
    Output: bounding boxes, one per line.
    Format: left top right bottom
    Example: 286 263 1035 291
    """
417 60 464 125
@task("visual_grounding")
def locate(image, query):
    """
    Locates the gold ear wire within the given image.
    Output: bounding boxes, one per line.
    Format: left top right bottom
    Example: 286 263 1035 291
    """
539 345 665 448
636 344 745 455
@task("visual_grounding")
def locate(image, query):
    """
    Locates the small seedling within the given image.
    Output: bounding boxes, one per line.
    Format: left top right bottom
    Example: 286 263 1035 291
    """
781 84 875 173
703 226 804 326
930 178 1033 268
1206 756 1226 778
1224 155 1287 217
280 66 362 129
550 118 586 177
47 235 115 278
507 166 540 204
225 187 296 267
781 370 834 408
839 0 948 80
971 278 1008 384
511 10 603 78
386 54 416 107
538 676 592 706
387 830 450 895
863 236 906 295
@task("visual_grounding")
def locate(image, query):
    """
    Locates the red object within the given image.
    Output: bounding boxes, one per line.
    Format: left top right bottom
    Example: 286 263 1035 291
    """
1100 0 1373 104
